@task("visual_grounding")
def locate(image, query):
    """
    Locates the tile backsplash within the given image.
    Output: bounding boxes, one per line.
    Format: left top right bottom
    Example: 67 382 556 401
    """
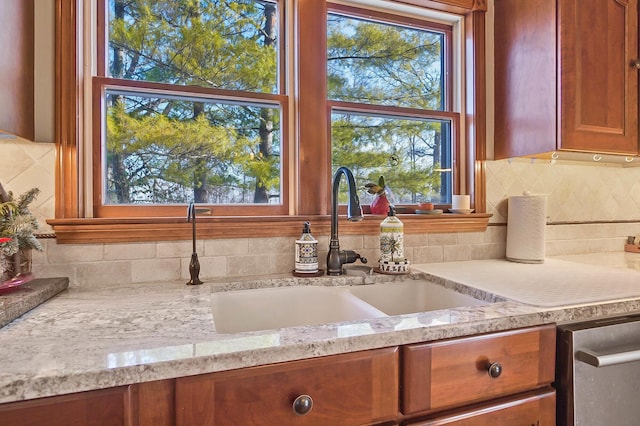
486 158 640 223
3 138 640 286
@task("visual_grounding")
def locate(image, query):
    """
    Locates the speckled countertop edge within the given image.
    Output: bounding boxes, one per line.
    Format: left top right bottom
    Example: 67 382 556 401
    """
0 278 69 328
2 259 640 404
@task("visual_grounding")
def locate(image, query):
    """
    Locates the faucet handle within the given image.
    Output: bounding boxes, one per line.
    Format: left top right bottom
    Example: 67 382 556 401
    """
343 250 367 265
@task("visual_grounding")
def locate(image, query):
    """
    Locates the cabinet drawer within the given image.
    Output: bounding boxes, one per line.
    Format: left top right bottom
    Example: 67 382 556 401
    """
405 388 556 426
402 325 555 414
176 347 399 426
0 387 128 426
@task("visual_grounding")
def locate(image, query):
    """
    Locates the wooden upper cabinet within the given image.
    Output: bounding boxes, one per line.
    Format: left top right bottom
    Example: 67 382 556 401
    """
560 0 638 154
0 0 34 140
494 0 639 158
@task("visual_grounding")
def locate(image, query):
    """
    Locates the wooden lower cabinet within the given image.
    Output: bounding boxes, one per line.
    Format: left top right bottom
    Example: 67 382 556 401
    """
400 324 556 425
0 380 174 426
175 346 399 426
404 388 556 426
0 325 557 425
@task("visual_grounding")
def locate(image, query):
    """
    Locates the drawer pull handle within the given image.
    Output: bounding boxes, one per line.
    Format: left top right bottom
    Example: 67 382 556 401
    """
488 362 502 378
292 394 313 416
633 59 640 69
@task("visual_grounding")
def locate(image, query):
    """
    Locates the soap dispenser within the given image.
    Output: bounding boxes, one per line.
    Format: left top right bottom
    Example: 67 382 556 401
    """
379 206 409 273
295 221 319 274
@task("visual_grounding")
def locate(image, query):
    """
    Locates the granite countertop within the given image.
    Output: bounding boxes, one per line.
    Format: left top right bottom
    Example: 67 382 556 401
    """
2 252 640 404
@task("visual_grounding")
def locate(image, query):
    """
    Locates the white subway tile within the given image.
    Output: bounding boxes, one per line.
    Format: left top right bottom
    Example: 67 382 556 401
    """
131 258 181 283
104 242 156 260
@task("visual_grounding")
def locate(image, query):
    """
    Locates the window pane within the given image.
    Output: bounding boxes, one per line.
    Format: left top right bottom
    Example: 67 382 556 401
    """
108 0 278 93
327 13 445 110
331 112 452 204
104 90 281 205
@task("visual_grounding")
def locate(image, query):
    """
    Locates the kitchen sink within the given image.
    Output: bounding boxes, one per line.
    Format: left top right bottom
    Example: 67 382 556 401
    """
210 285 387 333
348 280 488 316
211 280 488 334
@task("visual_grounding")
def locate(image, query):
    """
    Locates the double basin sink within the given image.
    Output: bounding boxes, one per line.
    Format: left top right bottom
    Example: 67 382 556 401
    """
211 279 488 334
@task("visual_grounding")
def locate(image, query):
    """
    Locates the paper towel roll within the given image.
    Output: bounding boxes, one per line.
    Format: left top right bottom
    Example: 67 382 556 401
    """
506 194 546 263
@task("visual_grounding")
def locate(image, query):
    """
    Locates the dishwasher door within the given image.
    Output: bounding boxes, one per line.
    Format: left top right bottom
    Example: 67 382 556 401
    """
557 314 640 426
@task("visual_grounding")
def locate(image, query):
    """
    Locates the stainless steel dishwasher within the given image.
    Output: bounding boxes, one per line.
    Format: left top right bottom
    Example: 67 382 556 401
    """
556 313 640 426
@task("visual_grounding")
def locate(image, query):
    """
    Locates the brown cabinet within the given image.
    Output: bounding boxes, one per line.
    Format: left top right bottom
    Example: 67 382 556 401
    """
175 346 399 426
404 388 556 425
401 325 556 424
0 380 174 426
0 326 556 426
0 0 34 140
494 0 639 158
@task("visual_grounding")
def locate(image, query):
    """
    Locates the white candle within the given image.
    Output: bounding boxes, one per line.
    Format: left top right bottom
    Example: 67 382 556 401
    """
452 195 470 210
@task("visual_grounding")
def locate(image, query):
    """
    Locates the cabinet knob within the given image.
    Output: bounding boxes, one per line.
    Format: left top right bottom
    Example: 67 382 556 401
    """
488 362 503 378
292 394 313 416
633 59 640 70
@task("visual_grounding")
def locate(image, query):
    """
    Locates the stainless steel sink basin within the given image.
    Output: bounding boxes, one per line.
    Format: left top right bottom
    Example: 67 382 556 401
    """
211 280 488 333
348 280 488 316
210 285 387 334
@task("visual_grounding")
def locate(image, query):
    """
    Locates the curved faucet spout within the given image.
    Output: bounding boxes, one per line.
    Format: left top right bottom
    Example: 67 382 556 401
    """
327 166 364 275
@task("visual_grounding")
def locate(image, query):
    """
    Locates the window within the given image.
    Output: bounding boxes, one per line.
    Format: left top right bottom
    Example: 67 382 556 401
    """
94 0 288 217
51 0 487 242
326 7 456 206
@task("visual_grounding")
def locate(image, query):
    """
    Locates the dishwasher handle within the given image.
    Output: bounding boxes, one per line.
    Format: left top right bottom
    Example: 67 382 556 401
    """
576 348 640 367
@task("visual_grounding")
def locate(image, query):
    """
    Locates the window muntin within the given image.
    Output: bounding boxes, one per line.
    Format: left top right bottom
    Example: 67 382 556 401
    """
327 7 455 206
97 0 285 213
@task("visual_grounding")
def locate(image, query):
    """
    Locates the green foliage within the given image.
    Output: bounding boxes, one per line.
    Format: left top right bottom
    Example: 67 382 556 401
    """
105 0 281 205
104 0 448 207
328 13 449 205
0 187 43 256
327 13 444 109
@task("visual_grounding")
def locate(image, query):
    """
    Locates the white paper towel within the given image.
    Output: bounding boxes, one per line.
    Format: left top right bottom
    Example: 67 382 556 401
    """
506 194 546 263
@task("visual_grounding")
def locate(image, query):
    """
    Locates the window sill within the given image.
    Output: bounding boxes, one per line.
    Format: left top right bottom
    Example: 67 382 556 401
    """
47 214 492 244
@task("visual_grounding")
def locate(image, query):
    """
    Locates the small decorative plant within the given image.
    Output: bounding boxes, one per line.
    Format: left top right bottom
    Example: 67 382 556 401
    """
0 182 43 280
365 175 391 215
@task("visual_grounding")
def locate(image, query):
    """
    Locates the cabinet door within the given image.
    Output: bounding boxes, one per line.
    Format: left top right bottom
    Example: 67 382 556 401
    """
0 387 127 426
0 380 174 426
0 0 34 139
559 0 639 154
404 388 556 426
494 0 558 159
175 347 399 426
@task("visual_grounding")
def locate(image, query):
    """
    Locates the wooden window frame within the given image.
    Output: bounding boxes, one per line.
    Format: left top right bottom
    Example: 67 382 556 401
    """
325 3 459 205
93 0 289 218
49 0 489 243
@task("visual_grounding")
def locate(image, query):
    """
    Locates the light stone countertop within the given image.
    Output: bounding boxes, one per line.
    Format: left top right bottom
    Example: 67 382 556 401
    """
2 252 640 404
